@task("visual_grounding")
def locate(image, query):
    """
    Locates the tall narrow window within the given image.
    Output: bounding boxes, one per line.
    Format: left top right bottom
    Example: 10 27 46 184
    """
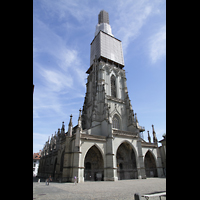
111 75 116 97
112 114 120 129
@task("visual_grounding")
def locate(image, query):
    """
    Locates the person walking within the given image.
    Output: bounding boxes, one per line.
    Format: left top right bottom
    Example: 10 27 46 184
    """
74 175 77 185
46 176 48 185
46 175 52 185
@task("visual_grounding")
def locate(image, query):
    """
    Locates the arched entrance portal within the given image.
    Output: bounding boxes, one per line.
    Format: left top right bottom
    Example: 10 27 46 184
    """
116 142 137 180
144 151 158 177
84 145 104 181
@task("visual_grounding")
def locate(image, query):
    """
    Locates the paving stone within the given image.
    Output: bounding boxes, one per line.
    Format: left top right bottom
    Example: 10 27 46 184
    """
33 178 166 199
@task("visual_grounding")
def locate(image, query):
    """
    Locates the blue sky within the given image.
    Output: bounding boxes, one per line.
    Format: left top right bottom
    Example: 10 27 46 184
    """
33 0 166 153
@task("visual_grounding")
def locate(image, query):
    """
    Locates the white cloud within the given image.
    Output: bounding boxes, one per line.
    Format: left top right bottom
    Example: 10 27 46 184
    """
33 64 85 120
156 129 166 137
33 14 87 119
72 66 87 87
112 0 165 55
33 132 49 140
40 0 96 23
148 25 166 63
33 16 80 69
33 133 50 153
113 0 153 54
33 144 44 153
40 68 73 92
33 88 62 119
33 15 87 81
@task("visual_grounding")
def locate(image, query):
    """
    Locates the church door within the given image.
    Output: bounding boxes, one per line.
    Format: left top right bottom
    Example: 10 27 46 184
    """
116 142 137 180
84 145 104 181
144 151 158 177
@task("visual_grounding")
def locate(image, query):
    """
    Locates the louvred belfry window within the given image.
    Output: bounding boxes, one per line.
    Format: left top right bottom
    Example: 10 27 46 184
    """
111 75 116 97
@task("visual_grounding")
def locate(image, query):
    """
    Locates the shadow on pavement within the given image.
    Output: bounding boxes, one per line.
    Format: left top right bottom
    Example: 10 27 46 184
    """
144 191 166 195
33 177 46 182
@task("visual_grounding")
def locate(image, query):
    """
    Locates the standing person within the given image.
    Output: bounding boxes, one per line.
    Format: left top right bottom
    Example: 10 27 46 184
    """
74 175 77 185
47 175 52 185
46 176 48 185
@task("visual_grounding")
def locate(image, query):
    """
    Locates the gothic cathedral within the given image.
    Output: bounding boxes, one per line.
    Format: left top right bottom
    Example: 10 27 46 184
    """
38 10 164 182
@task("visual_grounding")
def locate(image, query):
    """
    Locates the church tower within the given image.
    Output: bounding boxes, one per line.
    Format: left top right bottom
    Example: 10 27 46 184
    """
38 10 164 182
82 10 145 135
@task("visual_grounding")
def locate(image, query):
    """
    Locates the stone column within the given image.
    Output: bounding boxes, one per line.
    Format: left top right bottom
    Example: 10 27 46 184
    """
71 151 84 183
104 124 118 181
156 147 164 177
136 138 146 179
72 127 84 183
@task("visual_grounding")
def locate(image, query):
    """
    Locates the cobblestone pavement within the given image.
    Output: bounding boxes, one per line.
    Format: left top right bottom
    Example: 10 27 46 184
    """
33 178 166 200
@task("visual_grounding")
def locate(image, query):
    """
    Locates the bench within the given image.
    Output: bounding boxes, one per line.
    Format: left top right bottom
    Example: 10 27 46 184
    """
141 192 166 200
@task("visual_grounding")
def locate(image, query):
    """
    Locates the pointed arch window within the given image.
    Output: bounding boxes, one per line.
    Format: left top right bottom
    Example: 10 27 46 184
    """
112 114 120 129
111 75 116 98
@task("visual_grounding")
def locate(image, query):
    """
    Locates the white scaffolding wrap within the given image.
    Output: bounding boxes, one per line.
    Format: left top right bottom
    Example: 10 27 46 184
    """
95 23 113 37
90 31 124 67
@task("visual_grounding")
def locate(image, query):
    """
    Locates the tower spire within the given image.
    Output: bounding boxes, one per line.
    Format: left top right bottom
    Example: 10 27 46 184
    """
68 115 73 137
69 114 73 126
135 113 138 123
78 109 82 131
152 124 157 144
75 109 82 148
61 121 65 134
98 10 109 24
147 130 151 143
95 10 113 37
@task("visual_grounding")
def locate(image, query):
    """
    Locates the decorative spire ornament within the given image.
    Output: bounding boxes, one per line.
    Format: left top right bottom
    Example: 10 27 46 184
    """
152 124 157 144
147 130 151 143
68 114 73 137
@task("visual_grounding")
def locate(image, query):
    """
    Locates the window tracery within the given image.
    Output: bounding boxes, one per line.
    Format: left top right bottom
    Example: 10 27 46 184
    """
112 114 120 129
111 75 116 97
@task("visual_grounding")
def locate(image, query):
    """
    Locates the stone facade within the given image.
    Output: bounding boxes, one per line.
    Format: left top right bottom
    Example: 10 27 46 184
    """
38 10 164 182
158 135 166 176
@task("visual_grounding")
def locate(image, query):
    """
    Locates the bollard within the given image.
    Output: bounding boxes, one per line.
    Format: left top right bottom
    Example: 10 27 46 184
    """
38 179 40 183
134 193 141 200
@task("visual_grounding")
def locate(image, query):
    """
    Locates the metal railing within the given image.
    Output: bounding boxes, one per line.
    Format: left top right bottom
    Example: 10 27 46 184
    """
137 125 145 131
